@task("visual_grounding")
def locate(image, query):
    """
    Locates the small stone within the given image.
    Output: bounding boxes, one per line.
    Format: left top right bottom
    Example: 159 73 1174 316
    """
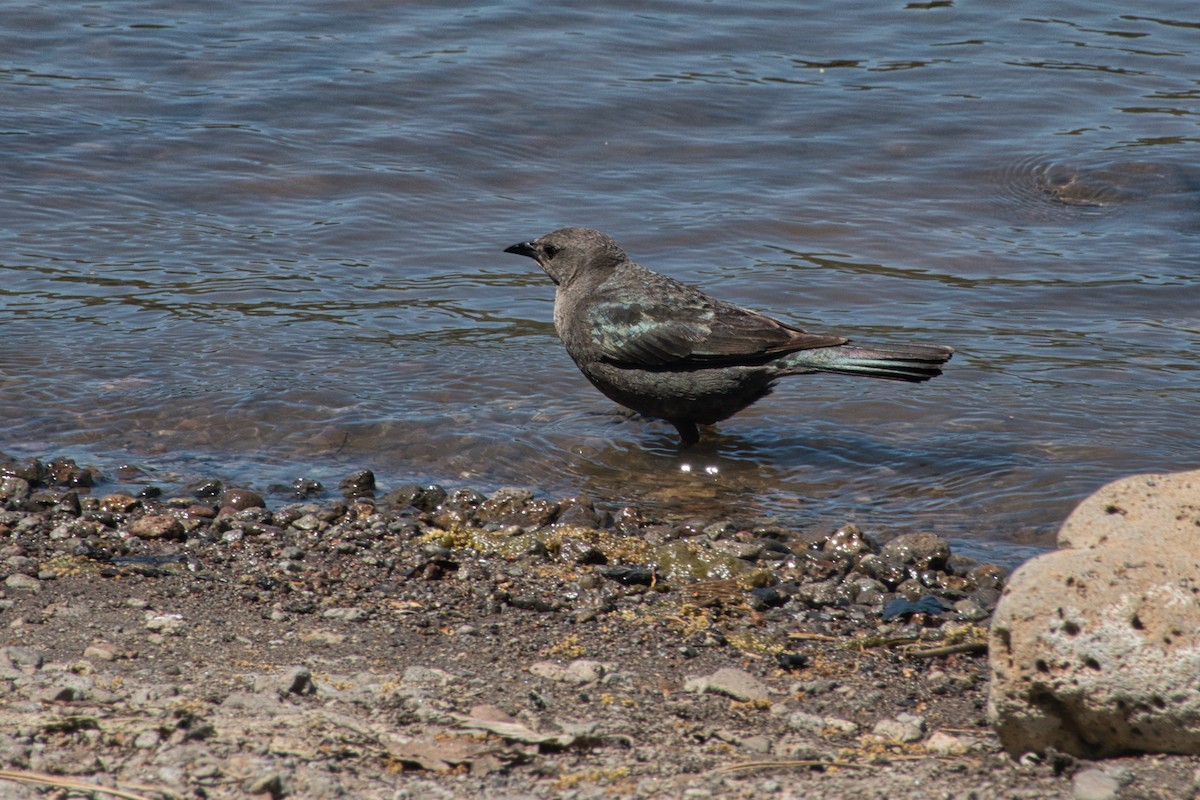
221 488 265 512
244 772 285 796
467 704 518 724
1072 768 1120 800
824 524 874 557
529 660 612 685
402 666 454 686
322 607 370 622
290 514 322 532
144 613 185 635
280 666 316 696
339 469 376 498
684 667 770 703
4 573 41 593
880 532 950 571
297 630 345 646
99 494 140 514
381 483 447 512
0 476 30 503
84 643 118 662
924 730 970 755
134 729 161 749
787 711 858 736
740 735 772 754
128 514 185 540
872 713 926 743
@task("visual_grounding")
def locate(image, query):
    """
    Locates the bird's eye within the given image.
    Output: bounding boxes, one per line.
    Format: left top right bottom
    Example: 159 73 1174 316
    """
542 244 560 259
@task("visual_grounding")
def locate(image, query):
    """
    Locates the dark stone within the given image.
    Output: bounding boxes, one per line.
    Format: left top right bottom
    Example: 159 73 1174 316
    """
879 532 951 571
46 457 93 488
748 586 788 610
290 478 324 498
475 488 558 528
558 538 608 565
221 488 266 512
381 483 447 513
339 470 375 499
602 565 657 586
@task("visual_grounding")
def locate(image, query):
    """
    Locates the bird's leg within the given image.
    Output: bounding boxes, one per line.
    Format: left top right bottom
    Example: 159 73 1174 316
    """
670 420 701 446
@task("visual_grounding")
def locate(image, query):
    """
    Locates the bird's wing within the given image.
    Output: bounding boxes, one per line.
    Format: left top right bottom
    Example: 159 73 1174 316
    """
586 297 845 368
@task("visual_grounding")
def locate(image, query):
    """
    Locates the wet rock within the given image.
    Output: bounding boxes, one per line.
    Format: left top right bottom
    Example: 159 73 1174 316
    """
602 565 657 586
557 537 607 565
989 469 1200 757
190 479 223 499
289 478 324 498
0 456 46 483
555 501 601 529
882 595 949 621
100 493 140 514
339 469 376 498
47 457 94 488
382 483 447 513
475 487 559 528
222 488 266 512
797 578 850 607
685 667 769 703
879 532 950 571
968 563 1008 592
823 524 876 557
0 476 30 505
747 586 787 610
128 514 186 541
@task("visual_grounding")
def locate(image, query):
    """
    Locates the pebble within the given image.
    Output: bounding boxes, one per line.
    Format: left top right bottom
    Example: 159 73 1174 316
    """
4 573 41 593
924 730 971 755
322 607 371 622
529 659 613 685
83 643 118 661
144 613 186 635
872 713 926 743
1072 768 1120 800
0 455 1034 799
280 666 316 696
787 710 858 736
684 667 770 703
221 488 266 512
128 513 185 540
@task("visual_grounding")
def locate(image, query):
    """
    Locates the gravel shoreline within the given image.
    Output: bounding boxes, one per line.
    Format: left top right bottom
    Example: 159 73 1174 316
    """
1 454 1197 799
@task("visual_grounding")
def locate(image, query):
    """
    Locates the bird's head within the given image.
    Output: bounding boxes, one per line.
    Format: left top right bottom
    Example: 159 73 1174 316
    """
504 227 627 287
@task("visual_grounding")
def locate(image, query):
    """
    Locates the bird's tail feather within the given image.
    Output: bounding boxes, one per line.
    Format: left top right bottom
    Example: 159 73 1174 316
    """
781 342 954 383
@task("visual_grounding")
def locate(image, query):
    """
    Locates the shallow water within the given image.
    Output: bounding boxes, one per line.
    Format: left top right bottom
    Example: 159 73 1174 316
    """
2 0 1198 562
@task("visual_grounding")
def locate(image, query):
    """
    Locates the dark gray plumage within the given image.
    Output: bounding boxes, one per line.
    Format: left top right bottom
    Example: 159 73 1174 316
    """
504 227 954 445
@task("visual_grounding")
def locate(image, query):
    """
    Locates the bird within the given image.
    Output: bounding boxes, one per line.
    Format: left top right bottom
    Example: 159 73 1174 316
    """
503 227 953 445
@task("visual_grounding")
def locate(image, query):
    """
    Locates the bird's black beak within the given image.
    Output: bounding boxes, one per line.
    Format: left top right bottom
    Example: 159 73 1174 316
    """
504 241 538 258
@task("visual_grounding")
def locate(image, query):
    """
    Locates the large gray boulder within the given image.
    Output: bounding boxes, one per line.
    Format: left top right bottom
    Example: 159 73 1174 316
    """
987 470 1200 757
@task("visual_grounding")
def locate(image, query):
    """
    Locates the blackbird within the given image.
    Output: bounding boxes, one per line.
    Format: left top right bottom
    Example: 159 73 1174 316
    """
504 227 953 444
